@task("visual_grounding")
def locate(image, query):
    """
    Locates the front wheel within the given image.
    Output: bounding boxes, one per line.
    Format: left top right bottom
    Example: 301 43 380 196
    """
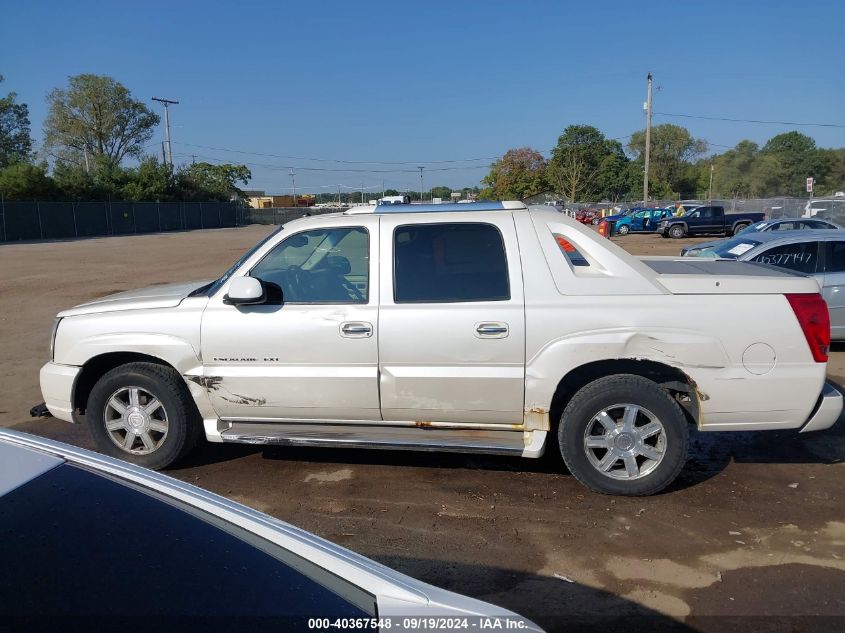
86 362 201 470
558 374 689 496
668 225 686 239
616 224 630 235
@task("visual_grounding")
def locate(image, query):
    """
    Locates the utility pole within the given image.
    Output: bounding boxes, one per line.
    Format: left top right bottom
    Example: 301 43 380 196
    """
708 162 714 204
289 170 296 205
642 73 653 204
152 97 179 168
418 166 425 203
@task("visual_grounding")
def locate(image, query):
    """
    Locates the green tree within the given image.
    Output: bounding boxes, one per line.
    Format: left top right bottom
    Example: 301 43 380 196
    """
628 124 707 194
760 131 826 197
179 162 251 200
0 162 56 199
44 74 159 166
0 75 33 168
430 185 453 200
546 125 621 201
482 147 547 200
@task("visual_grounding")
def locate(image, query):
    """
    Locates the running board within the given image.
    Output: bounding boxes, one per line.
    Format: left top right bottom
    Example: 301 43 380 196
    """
220 422 536 456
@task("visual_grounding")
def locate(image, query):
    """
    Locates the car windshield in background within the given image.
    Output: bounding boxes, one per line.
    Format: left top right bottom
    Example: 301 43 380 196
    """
738 221 769 234
708 238 762 259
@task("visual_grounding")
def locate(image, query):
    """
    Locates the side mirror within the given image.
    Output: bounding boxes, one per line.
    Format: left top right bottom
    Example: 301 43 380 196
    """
224 276 266 305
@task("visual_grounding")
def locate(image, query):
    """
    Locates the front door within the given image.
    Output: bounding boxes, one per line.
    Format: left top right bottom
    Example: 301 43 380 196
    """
200 217 381 421
377 214 526 424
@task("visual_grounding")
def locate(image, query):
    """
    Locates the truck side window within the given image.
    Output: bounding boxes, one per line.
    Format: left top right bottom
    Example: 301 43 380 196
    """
251 227 369 303
751 241 818 274
393 223 510 303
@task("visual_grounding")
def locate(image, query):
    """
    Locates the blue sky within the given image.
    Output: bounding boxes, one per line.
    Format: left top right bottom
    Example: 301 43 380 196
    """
3 0 844 193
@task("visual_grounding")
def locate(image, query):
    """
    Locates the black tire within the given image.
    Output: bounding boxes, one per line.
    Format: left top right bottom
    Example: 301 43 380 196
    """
668 224 686 239
616 224 630 235
591 217 600 225
558 374 689 496
731 222 749 236
86 362 202 470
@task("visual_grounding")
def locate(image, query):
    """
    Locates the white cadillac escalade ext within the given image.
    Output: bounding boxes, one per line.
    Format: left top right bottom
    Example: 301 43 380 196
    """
39 202 842 495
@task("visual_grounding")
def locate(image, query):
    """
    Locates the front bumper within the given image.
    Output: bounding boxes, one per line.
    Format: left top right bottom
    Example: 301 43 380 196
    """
39 362 81 423
799 381 843 433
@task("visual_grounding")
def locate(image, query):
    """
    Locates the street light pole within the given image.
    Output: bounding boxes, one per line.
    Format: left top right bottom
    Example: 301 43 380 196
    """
418 166 425 203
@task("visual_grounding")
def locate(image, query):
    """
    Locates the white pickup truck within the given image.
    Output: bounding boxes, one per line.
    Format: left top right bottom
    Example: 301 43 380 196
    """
39 202 842 495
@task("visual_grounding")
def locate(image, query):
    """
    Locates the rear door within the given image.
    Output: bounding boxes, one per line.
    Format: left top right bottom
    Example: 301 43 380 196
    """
822 240 845 339
377 213 526 424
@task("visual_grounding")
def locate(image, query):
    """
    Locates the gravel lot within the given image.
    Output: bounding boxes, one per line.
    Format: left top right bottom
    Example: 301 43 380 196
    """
2 224 843 632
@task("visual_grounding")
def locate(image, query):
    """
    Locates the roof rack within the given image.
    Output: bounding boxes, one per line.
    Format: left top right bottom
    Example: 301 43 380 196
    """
345 201 527 215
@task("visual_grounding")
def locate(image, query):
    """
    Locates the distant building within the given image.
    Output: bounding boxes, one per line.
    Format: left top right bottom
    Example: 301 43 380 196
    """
246 193 316 208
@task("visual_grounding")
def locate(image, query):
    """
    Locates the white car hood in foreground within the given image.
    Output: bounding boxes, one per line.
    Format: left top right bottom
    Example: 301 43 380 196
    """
58 280 211 317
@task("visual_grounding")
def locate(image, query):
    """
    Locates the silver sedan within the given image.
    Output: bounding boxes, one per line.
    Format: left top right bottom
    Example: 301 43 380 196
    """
688 229 845 340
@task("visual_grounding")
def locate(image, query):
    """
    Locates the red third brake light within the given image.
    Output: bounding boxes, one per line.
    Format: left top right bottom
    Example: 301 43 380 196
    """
786 293 830 363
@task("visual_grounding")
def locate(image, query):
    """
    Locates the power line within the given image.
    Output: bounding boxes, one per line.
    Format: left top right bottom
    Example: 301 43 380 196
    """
172 152 491 173
172 141 502 165
655 112 845 129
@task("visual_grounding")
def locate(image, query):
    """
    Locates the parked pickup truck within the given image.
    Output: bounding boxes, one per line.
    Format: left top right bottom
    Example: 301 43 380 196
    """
658 206 765 238
38 202 841 496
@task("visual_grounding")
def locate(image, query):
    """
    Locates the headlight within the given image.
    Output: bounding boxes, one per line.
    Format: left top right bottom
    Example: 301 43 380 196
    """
48 317 61 360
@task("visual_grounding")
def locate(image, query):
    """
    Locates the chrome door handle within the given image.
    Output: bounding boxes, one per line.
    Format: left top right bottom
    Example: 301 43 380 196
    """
341 322 373 337
475 322 508 337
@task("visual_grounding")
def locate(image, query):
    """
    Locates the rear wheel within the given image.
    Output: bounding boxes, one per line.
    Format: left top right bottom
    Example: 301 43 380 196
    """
591 217 600 225
86 362 201 470
558 374 689 496
668 224 686 239
732 222 749 236
616 224 630 235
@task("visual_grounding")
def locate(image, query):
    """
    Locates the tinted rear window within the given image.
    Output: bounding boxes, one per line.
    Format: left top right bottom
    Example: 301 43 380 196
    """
0 464 375 624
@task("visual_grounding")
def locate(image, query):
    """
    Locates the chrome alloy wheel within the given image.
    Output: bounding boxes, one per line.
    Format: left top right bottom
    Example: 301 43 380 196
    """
104 386 169 455
583 404 667 480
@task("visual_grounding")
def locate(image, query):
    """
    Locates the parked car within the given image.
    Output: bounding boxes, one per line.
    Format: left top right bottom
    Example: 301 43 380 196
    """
680 217 841 256
37 202 841 496
575 209 596 224
613 208 675 235
684 228 845 340
0 429 538 628
657 206 765 238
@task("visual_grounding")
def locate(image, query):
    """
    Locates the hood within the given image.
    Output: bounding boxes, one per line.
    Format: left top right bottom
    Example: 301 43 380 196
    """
58 280 212 317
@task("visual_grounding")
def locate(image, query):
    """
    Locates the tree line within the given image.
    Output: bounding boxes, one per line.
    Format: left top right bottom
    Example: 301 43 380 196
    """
481 124 845 202
0 74 251 201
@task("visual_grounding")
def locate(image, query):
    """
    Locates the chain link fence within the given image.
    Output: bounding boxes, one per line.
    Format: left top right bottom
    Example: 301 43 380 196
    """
0 200 244 242
242 207 347 226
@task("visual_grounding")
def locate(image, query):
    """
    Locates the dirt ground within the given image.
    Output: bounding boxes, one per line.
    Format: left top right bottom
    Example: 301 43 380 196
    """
2 225 843 632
